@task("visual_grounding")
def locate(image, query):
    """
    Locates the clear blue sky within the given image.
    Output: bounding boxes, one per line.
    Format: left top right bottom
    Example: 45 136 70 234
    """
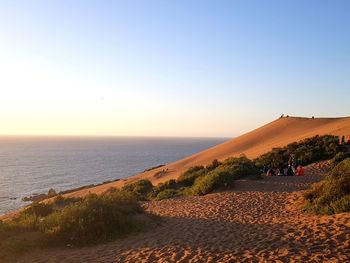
0 1 349 137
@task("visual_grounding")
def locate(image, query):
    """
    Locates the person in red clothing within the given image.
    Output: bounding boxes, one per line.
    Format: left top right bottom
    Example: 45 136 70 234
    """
296 165 305 176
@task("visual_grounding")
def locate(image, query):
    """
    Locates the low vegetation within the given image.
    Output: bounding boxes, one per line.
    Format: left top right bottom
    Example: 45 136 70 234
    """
330 152 350 168
121 157 261 200
304 158 350 214
42 191 142 245
0 189 148 260
254 135 339 168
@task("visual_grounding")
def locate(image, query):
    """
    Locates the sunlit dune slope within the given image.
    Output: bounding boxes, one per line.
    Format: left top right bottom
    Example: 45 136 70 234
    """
66 116 350 198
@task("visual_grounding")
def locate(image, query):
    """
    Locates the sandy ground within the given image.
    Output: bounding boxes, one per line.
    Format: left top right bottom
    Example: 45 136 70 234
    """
14 163 350 263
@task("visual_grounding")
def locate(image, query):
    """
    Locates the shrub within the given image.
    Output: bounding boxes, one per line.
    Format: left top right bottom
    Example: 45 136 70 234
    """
155 189 181 200
206 159 221 171
41 190 141 245
149 179 180 199
255 135 339 168
304 159 350 214
13 214 41 231
191 171 220 196
330 152 350 168
53 194 82 207
221 157 261 180
122 179 154 200
22 202 53 217
177 166 207 187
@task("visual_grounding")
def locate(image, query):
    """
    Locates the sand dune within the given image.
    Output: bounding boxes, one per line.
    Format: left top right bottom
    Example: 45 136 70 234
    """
17 163 350 262
65 116 350 198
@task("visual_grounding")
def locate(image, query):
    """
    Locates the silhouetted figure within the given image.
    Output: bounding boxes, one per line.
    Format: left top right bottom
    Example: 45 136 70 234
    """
288 154 296 172
287 166 294 176
262 165 269 174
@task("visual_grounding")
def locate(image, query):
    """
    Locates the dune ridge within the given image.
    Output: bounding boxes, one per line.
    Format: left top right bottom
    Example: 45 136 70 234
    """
62 116 350 198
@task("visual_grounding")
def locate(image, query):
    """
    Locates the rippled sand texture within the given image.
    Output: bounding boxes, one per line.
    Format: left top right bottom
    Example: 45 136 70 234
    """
17 164 350 263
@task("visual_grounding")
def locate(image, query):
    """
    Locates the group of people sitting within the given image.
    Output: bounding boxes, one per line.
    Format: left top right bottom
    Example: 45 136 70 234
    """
263 154 305 176
263 165 304 176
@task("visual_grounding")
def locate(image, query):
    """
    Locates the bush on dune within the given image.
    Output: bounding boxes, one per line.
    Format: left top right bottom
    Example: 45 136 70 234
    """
176 166 207 187
205 159 221 171
42 190 141 245
53 194 82 207
191 171 220 195
254 135 339 168
122 179 154 201
330 152 350 168
149 179 182 200
304 159 350 214
191 157 260 196
220 157 261 180
154 189 181 200
0 188 147 258
21 202 53 218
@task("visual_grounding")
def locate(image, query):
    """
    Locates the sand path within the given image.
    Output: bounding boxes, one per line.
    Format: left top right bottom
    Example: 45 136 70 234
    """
15 166 350 262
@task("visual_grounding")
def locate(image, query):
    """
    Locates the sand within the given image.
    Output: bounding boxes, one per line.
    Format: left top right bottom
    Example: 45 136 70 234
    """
60 116 350 199
15 162 350 262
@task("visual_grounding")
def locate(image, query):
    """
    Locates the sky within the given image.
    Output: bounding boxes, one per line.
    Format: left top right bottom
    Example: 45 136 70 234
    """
0 1 349 137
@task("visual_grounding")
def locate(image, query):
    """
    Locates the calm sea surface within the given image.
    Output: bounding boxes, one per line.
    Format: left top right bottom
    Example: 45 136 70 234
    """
0 136 228 215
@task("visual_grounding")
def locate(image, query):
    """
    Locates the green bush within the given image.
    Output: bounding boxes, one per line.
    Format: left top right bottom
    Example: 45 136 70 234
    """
191 171 220 196
221 157 261 179
177 166 207 187
149 179 179 199
41 190 141 245
122 179 154 200
330 152 350 168
22 202 53 217
254 135 339 168
304 159 350 214
206 159 221 171
190 157 260 196
53 194 82 207
155 189 181 200
13 214 40 231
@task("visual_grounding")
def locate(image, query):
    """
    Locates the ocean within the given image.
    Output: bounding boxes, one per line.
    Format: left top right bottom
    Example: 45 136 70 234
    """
0 136 228 215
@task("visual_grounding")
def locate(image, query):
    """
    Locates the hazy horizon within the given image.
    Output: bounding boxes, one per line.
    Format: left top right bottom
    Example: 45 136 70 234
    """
1 1 349 137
